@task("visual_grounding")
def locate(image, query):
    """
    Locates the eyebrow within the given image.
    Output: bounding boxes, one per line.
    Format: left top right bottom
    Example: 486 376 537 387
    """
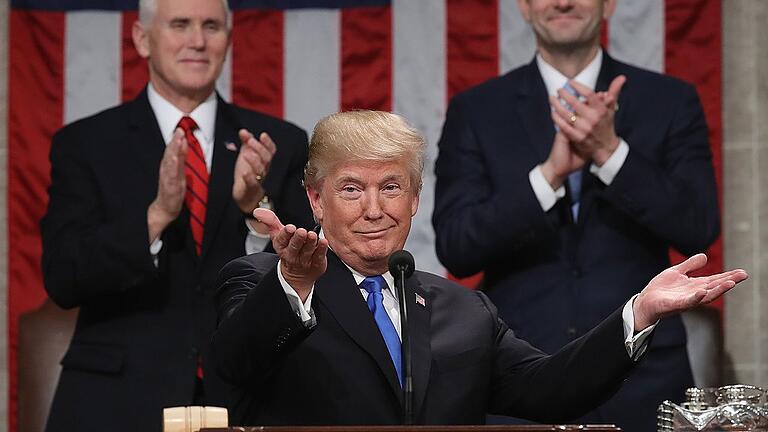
333 173 407 187
168 17 225 25
202 17 225 26
333 175 362 187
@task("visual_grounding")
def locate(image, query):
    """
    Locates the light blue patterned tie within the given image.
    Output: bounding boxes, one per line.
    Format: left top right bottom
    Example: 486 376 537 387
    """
361 276 402 386
561 82 582 221
569 170 582 221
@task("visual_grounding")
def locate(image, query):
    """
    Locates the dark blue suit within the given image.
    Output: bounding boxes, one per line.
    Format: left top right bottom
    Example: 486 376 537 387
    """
432 54 719 431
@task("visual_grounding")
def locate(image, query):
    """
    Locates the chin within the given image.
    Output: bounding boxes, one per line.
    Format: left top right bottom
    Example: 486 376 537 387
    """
179 76 216 91
359 243 396 263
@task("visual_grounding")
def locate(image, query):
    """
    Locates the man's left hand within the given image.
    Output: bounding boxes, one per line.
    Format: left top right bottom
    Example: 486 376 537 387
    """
233 129 277 213
633 254 748 331
550 76 626 166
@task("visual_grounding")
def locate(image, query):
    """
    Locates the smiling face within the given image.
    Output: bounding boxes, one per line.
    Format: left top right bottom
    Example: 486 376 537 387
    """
133 0 229 108
307 159 420 276
518 0 615 53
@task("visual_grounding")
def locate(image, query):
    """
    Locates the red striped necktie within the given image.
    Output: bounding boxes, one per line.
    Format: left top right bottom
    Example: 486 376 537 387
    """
178 116 209 256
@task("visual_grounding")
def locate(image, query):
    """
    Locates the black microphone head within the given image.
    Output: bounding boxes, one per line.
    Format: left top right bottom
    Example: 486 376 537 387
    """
388 250 415 278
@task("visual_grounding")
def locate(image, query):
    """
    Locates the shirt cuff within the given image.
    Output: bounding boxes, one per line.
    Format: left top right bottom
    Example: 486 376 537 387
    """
622 293 658 361
589 139 629 185
149 238 163 268
529 165 566 212
245 219 271 255
277 260 315 324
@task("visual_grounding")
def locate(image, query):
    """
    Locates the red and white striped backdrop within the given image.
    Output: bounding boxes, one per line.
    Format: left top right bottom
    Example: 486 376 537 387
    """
7 0 722 429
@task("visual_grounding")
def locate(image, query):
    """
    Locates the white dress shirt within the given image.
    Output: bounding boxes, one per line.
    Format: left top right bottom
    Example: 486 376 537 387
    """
146 84 269 258
528 49 630 213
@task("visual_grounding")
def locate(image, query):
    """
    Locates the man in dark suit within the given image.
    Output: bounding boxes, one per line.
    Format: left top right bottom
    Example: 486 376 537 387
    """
432 1 720 430
212 110 744 426
40 0 313 430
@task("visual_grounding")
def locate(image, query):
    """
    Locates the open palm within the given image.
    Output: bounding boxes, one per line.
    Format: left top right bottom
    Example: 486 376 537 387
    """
633 254 748 330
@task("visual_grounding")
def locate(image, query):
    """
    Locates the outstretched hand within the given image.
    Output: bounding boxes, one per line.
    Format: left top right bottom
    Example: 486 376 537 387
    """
253 208 328 301
633 254 748 330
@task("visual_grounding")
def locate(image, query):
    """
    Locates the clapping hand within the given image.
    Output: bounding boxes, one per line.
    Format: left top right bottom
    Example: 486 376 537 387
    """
233 130 276 214
549 75 626 166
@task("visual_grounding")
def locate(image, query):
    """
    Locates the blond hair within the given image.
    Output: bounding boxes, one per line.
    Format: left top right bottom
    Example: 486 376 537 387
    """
305 110 426 193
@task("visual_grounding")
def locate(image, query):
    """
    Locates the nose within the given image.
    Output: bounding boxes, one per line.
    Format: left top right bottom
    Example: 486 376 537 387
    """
361 190 384 221
555 0 574 10
187 26 206 50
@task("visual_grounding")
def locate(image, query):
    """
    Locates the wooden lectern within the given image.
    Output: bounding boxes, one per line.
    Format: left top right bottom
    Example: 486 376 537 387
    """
202 426 621 431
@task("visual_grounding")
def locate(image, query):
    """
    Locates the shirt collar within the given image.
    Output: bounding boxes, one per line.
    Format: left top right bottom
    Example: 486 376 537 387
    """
536 48 603 96
147 83 218 145
320 229 398 300
348 266 397 301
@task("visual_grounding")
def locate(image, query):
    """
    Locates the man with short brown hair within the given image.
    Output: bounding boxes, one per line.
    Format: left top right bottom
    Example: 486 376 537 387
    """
433 0 720 430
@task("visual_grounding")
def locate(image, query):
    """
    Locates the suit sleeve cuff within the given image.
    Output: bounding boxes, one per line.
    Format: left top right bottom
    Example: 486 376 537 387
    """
622 293 658 361
590 139 629 185
529 165 566 212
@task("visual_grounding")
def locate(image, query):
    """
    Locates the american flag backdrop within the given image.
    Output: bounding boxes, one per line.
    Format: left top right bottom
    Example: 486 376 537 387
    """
7 0 722 429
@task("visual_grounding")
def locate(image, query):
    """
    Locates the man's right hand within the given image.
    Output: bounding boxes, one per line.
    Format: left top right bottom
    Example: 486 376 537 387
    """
147 128 188 243
540 131 586 190
254 208 329 302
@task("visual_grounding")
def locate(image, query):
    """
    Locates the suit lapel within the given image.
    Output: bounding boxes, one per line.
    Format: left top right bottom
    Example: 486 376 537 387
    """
125 89 204 259
404 273 431 421
514 59 556 162
201 96 241 258
126 89 166 183
513 60 574 226
602 53 630 144
315 252 404 399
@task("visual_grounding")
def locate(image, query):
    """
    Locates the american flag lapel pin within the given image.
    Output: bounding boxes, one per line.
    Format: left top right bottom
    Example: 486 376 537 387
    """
415 293 426 307
225 142 237 152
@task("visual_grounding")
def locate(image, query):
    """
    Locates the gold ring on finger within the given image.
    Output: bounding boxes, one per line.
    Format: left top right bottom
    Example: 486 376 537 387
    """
255 173 263 182
569 114 578 124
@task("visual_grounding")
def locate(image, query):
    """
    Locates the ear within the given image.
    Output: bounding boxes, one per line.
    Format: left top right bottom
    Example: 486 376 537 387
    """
517 0 532 22
306 185 324 224
132 21 151 59
603 0 617 20
410 191 420 217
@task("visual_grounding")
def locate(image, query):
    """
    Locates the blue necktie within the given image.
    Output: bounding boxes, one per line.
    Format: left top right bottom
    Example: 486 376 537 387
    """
569 170 582 221
560 82 582 221
361 276 402 386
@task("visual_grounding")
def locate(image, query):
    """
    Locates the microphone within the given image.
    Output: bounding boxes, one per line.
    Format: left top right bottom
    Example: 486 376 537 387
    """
388 250 415 279
388 250 415 425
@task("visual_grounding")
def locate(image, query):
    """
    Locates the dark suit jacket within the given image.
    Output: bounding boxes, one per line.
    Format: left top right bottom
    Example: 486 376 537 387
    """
212 251 637 425
432 54 719 430
40 89 314 432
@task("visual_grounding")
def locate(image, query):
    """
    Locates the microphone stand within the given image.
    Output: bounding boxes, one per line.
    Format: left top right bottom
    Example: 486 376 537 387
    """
394 265 413 425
